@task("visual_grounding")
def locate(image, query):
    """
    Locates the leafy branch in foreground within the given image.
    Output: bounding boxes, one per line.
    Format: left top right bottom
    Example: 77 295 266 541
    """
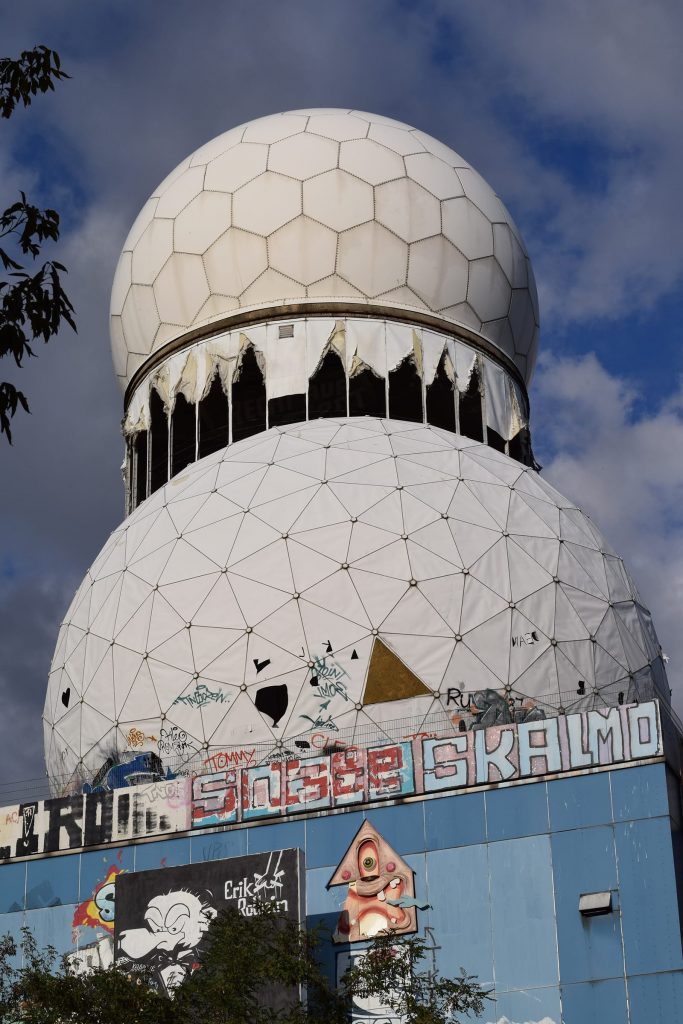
0 908 489 1024
0 45 75 443
0 46 69 119
340 930 490 1024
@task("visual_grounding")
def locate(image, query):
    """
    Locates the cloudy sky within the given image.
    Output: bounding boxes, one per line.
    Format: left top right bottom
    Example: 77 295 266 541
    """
1 0 681 789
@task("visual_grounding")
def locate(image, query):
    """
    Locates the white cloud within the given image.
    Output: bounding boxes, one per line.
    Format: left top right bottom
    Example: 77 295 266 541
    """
533 352 683 713
444 0 683 324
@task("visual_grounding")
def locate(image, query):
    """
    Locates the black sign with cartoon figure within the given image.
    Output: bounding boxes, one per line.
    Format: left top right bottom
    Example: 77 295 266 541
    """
114 848 304 994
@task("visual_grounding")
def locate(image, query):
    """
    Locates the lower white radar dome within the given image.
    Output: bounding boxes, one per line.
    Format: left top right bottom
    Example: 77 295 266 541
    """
44 418 667 791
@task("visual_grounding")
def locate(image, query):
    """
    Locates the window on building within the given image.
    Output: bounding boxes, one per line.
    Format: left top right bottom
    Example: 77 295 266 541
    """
133 431 148 508
458 369 484 442
198 374 229 459
389 355 423 423
268 393 307 428
349 364 386 418
486 427 507 453
308 348 346 419
508 427 531 465
171 394 196 477
426 351 456 432
231 345 266 442
149 389 169 494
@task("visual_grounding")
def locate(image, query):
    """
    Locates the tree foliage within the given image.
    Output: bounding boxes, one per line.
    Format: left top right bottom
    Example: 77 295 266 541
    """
340 930 489 1024
0 45 75 443
0 906 489 1024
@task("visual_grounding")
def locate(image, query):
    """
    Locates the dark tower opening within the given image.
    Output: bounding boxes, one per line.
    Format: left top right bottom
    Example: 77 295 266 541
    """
231 345 266 442
133 431 148 509
426 350 456 432
149 389 169 494
198 374 230 459
171 394 196 477
268 393 306 428
308 348 347 418
508 427 532 466
458 368 484 442
486 427 507 453
389 355 423 423
349 364 386 417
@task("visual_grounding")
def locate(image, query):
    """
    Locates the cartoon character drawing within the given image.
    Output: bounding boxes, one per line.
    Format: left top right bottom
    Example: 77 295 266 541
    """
328 819 427 943
117 889 217 993
73 864 121 935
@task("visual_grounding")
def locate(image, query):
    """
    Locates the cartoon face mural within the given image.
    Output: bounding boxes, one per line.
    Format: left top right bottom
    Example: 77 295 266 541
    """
328 819 427 943
117 888 217 993
114 850 304 995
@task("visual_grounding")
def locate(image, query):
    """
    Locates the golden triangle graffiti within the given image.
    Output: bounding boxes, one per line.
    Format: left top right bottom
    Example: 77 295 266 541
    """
362 638 432 705
327 819 429 943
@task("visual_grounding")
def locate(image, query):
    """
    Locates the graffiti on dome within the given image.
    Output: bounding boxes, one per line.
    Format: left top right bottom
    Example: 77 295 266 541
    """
0 702 663 861
202 748 257 771
158 726 193 758
445 688 546 731
172 683 230 710
126 727 158 749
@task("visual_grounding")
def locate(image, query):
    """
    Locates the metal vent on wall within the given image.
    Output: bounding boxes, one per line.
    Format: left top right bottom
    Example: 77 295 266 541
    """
278 324 295 339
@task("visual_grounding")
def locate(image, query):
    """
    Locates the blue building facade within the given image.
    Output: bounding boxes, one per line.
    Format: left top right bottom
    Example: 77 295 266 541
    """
0 740 681 1023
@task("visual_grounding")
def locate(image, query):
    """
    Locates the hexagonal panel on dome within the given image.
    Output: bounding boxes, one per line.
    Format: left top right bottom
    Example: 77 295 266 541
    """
337 222 408 297
174 192 232 255
269 132 338 179
110 109 541 395
303 168 374 232
269 216 337 285
233 171 302 236
44 418 668 793
375 179 441 243
204 228 268 297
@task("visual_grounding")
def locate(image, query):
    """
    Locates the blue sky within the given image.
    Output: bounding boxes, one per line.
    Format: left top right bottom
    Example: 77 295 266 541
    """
0 0 681 784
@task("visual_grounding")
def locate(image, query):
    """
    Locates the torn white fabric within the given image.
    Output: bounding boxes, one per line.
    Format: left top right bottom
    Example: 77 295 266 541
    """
454 341 478 392
509 379 528 438
234 329 266 381
307 318 342 378
484 359 511 438
347 319 385 377
423 330 447 386
124 380 151 435
386 321 414 371
122 316 528 447
266 320 307 401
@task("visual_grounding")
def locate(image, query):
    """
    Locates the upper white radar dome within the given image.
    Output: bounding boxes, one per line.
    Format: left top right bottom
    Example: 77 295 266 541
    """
110 109 539 393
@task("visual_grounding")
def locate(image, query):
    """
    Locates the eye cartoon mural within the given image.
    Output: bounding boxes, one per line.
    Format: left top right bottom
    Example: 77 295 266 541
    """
114 849 304 995
328 819 428 943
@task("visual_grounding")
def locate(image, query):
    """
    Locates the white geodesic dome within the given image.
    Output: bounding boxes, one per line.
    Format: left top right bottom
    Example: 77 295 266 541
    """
44 418 666 789
110 109 539 393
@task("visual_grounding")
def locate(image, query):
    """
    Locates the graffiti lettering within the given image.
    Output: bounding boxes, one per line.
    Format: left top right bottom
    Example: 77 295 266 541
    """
172 683 229 709
311 653 349 684
126 727 157 748
158 726 192 757
203 748 256 771
0 703 663 861
300 712 339 731
511 631 540 646
224 850 288 916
